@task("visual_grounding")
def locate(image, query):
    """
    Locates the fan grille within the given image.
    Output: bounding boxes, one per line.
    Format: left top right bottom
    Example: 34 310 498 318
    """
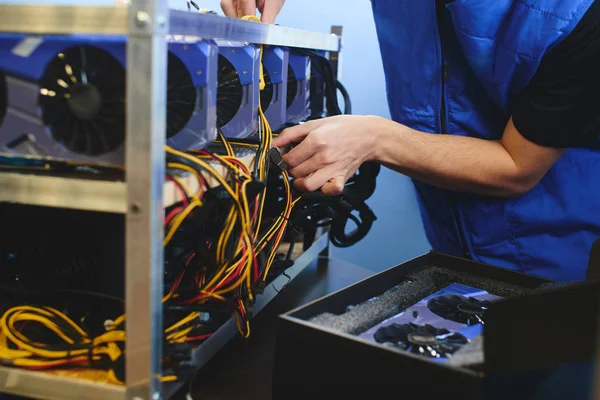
286 64 298 109
166 52 196 138
39 45 126 156
260 68 273 113
374 323 468 358
427 294 491 325
217 54 243 128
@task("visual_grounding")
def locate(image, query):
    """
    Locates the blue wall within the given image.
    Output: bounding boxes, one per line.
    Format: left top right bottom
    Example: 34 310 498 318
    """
2 0 431 271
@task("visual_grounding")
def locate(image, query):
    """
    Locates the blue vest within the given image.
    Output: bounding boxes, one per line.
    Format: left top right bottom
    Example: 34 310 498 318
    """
371 0 600 281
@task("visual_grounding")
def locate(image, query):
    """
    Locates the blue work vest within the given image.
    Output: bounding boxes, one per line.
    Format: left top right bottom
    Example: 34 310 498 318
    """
371 0 600 281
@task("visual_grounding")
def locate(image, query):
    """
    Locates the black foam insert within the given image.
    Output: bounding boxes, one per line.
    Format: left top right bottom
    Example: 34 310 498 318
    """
308 265 534 336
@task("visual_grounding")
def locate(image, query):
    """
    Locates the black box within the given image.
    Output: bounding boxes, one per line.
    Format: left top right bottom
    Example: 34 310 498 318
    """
273 252 554 400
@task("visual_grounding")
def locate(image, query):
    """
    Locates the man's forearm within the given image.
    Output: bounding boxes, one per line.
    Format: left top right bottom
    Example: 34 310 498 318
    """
369 117 533 197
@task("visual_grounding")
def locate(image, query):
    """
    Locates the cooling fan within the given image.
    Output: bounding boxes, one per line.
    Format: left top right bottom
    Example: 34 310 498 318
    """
286 50 311 124
309 50 327 119
427 294 492 325
216 41 260 138
260 46 288 132
374 323 468 359
0 35 217 166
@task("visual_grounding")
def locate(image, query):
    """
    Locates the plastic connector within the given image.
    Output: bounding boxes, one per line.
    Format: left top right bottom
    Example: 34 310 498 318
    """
269 147 289 172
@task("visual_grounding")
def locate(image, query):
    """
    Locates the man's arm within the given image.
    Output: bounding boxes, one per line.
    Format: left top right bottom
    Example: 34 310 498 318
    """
374 117 565 197
272 115 565 197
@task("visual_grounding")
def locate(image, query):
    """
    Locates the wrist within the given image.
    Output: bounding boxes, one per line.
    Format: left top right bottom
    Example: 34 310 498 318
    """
364 115 393 162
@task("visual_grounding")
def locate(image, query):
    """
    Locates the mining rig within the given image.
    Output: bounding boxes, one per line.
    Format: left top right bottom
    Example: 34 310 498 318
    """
0 4 343 400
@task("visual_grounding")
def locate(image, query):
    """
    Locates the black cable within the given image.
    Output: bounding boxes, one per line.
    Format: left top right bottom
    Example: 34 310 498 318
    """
336 80 352 115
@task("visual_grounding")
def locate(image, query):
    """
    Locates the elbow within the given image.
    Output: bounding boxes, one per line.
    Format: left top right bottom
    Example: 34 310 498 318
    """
497 174 540 198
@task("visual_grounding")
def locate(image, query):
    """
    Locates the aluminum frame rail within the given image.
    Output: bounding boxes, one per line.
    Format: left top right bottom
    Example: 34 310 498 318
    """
0 3 340 400
0 4 341 50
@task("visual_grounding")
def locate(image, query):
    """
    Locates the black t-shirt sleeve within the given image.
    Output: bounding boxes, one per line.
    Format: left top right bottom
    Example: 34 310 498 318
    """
511 0 600 148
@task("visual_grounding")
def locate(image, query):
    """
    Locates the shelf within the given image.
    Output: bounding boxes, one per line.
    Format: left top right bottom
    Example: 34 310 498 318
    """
0 153 255 213
0 5 341 52
0 5 128 35
0 366 124 400
0 172 127 214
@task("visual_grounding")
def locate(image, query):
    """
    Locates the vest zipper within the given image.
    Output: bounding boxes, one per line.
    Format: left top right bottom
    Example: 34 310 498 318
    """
438 12 471 259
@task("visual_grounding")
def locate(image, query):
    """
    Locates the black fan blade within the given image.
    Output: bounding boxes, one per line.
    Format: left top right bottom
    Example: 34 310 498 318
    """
427 294 492 326
216 54 243 128
39 45 126 156
374 323 467 358
166 52 196 138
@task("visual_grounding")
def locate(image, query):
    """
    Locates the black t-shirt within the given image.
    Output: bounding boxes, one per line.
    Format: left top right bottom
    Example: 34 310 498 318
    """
439 0 600 148
511 0 600 148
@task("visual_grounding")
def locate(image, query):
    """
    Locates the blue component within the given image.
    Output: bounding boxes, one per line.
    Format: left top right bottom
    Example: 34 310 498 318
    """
0 34 217 166
216 41 260 139
261 46 288 132
310 49 327 119
371 0 598 281
286 50 311 124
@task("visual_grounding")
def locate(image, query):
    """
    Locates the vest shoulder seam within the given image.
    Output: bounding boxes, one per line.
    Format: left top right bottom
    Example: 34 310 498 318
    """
516 0 572 22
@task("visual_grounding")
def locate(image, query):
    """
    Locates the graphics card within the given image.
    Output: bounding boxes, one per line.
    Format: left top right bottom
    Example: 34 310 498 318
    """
0 34 217 166
216 41 260 139
359 283 502 362
286 50 311 124
260 46 288 132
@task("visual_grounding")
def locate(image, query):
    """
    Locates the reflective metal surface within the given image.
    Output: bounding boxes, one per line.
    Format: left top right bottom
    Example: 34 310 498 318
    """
169 10 341 51
0 366 124 400
124 0 168 398
0 172 127 213
0 5 128 35
0 5 341 51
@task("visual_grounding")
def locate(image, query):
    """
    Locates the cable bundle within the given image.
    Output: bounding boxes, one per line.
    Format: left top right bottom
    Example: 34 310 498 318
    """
0 23 352 384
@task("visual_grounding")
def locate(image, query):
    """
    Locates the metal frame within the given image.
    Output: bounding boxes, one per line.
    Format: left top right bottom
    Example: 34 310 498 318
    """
0 3 340 400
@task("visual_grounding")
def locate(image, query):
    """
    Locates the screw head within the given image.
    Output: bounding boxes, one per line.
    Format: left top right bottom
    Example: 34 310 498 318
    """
130 202 142 214
135 11 150 27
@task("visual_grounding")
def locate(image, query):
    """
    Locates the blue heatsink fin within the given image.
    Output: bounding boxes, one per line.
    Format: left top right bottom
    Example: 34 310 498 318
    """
286 50 311 124
260 46 288 132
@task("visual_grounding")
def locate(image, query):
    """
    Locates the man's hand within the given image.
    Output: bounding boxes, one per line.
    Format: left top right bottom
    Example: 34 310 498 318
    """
272 114 565 198
272 115 379 196
220 0 285 23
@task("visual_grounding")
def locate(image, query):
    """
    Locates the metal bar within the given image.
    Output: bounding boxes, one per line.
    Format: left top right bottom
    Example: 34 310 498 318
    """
169 9 341 51
0 5 340 51
124 0 167 399
329 25 343 79
0 172 127 214
0 5 128 35
0 366 124 400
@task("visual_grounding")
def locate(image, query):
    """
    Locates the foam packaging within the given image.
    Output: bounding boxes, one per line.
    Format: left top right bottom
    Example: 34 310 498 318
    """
273 252 553 400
